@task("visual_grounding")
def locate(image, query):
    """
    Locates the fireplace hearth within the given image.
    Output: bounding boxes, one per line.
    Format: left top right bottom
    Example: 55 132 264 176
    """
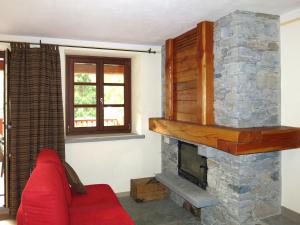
178 141 207 190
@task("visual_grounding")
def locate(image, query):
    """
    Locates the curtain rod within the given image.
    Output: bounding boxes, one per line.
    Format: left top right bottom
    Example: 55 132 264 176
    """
0 40 157 54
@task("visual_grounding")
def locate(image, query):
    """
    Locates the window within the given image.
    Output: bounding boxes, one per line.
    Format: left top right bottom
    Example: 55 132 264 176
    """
66 56 131 135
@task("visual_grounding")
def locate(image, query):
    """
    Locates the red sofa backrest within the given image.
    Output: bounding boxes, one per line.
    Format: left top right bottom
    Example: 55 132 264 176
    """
36 148 63 165
17 149 71 225
36 149 72 204
18 163 69 225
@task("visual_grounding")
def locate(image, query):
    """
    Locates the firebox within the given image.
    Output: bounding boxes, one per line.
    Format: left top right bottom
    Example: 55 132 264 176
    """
178 141 208 190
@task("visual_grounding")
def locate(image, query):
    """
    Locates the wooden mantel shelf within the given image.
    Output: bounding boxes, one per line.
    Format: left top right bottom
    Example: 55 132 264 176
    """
149 118 300 155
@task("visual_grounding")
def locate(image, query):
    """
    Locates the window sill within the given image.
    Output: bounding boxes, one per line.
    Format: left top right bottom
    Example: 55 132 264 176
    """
65 133 145 144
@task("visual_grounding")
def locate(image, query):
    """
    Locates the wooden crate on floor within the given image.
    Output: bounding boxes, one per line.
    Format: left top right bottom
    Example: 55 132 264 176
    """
130 177 169 202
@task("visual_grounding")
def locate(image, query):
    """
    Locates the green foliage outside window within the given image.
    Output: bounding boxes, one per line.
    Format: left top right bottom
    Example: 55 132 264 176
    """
74 73 124 119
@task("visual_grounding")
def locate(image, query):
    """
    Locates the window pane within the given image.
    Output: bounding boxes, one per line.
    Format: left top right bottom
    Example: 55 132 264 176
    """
104 107 124 126
104 86 124 104
74 63 96 83
74 85 96 104
74 107 96 127
104 64 124 83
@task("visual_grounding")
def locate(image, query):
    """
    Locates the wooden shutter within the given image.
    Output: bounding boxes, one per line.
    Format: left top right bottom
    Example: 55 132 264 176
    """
165 21 214 125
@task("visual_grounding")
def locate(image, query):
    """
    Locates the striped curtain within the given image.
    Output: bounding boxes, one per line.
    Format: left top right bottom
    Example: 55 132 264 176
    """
8 43 65 215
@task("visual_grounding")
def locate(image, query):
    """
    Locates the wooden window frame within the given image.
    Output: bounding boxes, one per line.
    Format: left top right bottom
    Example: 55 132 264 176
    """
0 52 4 70
66 55 131 135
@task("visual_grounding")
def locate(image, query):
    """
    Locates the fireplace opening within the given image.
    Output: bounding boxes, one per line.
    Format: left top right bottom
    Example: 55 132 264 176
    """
178 141 208 190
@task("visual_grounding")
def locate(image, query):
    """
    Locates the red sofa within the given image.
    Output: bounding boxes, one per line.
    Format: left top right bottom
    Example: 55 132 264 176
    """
17 149 135 225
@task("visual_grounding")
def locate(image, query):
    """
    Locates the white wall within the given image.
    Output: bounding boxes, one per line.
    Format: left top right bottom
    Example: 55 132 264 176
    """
281 12 300 213
0 35 163 193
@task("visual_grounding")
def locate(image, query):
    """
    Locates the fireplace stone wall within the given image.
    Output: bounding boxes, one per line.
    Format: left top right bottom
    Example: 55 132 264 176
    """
160 10 281 225
161 141 281 225
214 10 280 128
201 11 281 225
201 148 281 225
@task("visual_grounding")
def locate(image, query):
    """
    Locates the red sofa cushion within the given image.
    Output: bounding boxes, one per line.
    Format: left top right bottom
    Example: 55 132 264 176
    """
36 149 72 205
19 163 69 225
70 184 134 225
71 184 119 208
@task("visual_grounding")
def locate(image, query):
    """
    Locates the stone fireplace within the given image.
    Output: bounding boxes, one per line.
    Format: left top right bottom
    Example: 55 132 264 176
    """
161 137 281 225
156 10 284 225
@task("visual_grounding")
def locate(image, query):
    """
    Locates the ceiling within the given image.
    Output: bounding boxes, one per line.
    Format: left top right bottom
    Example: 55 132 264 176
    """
0 0 300 45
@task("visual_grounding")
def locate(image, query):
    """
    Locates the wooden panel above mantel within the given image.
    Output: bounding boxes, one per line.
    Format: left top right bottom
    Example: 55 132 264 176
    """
149 118 300 155
165 21 214 125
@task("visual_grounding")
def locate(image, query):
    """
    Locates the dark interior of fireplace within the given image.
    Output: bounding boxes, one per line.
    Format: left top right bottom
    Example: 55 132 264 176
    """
178 141 208 190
